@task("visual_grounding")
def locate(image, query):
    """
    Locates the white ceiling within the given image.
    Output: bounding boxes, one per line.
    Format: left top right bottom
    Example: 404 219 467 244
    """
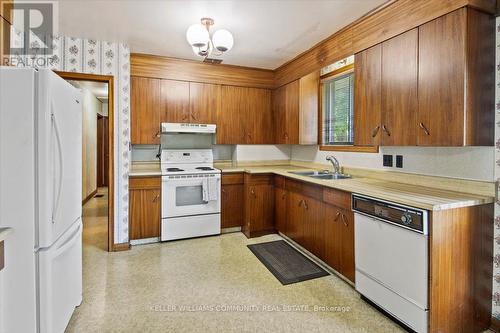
68 80 109 100
57 0 387 69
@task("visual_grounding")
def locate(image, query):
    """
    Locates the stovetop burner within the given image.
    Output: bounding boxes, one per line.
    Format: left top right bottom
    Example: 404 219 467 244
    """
195 167 215 171
167 167 185 172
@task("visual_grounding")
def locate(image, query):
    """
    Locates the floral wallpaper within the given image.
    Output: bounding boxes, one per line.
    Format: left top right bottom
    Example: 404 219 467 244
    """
9 29 131 244
494 17 500 320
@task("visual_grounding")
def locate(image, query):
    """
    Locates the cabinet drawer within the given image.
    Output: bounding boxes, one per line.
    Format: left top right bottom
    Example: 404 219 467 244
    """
323 188 351 210
285 178 322 201
221 173 244 185
274 175 285 189
129 176 161 190
244 173 274 185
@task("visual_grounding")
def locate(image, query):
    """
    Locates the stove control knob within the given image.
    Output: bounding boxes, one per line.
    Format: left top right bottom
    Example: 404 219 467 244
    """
401 213 412 225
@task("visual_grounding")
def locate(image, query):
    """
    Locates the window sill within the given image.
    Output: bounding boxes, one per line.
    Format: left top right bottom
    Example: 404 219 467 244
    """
319 145 379 153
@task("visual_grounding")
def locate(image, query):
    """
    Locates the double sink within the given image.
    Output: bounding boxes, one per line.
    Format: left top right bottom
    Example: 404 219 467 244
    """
288 170 352 180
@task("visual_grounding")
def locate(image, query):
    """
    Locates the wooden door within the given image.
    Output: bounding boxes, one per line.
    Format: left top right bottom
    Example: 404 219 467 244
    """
381 29 418 146
221 184 244 228
96 115 109 187
218 86 244 144
323 204 343 273
340 208 355 283
354 44 382 146
189 82 220 124
275 188 287 233
131 76 161 144
418 9 466 146
129 177 161 240
246 88 273 144
160 79 190 123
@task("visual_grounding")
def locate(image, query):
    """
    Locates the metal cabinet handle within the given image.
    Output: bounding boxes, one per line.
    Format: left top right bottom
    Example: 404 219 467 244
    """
382 125 391 137
298 199 304 207
341 213 348 227
154 130 160 138
250 188 256 197
284 132 289 139
191 113 197 121
152 194 160 202
334 211 341 221
221 188 226 194
419 122 430 136
303 200 308 210
371 125 380 138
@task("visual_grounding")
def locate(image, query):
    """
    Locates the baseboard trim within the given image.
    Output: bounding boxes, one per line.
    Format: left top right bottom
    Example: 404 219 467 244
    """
82 188 98 206
112 242 130 251
491 317 500 332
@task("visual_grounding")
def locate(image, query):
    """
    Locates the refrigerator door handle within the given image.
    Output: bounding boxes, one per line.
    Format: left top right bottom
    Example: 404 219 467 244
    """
52 222 82 258
51 103 64 224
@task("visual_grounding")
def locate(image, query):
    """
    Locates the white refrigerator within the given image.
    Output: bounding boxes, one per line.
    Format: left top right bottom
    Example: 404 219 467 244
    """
0 67 83 333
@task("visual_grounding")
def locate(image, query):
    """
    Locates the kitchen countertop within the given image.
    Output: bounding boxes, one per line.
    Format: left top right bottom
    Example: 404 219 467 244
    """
215 163 494 211
129 162 161 177
0 228 12 242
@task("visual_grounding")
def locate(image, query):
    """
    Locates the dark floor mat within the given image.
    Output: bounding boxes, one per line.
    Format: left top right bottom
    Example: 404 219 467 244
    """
247 240 329 285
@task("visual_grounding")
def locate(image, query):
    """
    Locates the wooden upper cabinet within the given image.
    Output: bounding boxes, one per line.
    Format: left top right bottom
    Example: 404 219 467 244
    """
246 87 273 144
218 86 273 144
160 80 190 123
131 76 161 144
273 80 300 144
189 82 220 124
418 8 494 146
299 72 319 145
354 44 381 146
381 28 418 146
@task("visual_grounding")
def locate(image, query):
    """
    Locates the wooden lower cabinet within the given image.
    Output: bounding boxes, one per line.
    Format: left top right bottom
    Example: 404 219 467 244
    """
129 177 161 240
286 191 305 244
274 187 287 233
221 173 244 229
243 174 275 238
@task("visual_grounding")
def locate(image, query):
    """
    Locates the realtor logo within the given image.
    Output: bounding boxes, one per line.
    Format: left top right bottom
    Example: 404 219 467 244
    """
2 1 57 56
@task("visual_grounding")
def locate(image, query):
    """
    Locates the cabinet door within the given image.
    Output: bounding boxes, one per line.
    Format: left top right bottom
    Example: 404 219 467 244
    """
284 80 300 144
246 88 273 144
218 86 245 144
354 44 382 146
221 184 244 228
381 29 418 146
160 79 190 123
131 77 161 144
302 197 324 259
340 209 355 283
129 188 161 240
275 188 287 233
244 184 274 237
418 9 466 146
324 204 343 273
272 85 287 143
286 192 305 245
299 72 319 145
189 82 220 124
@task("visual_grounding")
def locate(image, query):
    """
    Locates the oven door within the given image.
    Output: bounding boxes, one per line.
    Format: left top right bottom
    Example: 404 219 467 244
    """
162 174 221 218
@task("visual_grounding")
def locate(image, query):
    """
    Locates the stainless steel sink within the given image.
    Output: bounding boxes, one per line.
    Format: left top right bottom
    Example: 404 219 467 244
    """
310 173 352 180
288 170 352 180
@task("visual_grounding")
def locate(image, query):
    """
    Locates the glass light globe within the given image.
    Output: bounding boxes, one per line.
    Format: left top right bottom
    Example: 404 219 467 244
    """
212 29 233 52
186 24 209 48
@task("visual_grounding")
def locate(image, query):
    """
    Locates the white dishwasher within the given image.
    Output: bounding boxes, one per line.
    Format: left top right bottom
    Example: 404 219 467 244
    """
352 195 429 333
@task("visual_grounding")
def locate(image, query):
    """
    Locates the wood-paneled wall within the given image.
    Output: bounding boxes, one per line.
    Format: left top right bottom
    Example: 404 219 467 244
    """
131 53 275 89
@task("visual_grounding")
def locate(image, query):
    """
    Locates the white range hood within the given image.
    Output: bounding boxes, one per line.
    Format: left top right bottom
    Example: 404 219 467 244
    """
161 123 216 134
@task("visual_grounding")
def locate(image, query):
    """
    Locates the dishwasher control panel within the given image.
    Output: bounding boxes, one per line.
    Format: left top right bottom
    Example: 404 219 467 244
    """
352 195 428 234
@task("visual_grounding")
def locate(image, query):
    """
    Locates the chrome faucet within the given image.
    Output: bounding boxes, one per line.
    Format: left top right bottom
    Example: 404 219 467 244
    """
326 155 341 174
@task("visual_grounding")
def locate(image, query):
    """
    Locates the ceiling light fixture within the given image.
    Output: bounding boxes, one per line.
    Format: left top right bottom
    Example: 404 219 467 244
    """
186 18 233 60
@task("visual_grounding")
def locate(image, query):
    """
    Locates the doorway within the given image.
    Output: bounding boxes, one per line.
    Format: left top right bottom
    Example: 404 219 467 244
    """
56 71 115 252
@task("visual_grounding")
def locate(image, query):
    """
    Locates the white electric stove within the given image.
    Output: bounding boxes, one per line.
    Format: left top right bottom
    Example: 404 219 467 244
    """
160 149 221 241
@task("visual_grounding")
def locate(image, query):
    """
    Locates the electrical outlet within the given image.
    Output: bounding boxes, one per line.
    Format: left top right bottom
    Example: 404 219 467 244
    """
383 154 393 167
396 155 403 168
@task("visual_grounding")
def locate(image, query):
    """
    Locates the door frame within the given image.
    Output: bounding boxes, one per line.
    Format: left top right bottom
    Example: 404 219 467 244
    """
55 71 116 252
